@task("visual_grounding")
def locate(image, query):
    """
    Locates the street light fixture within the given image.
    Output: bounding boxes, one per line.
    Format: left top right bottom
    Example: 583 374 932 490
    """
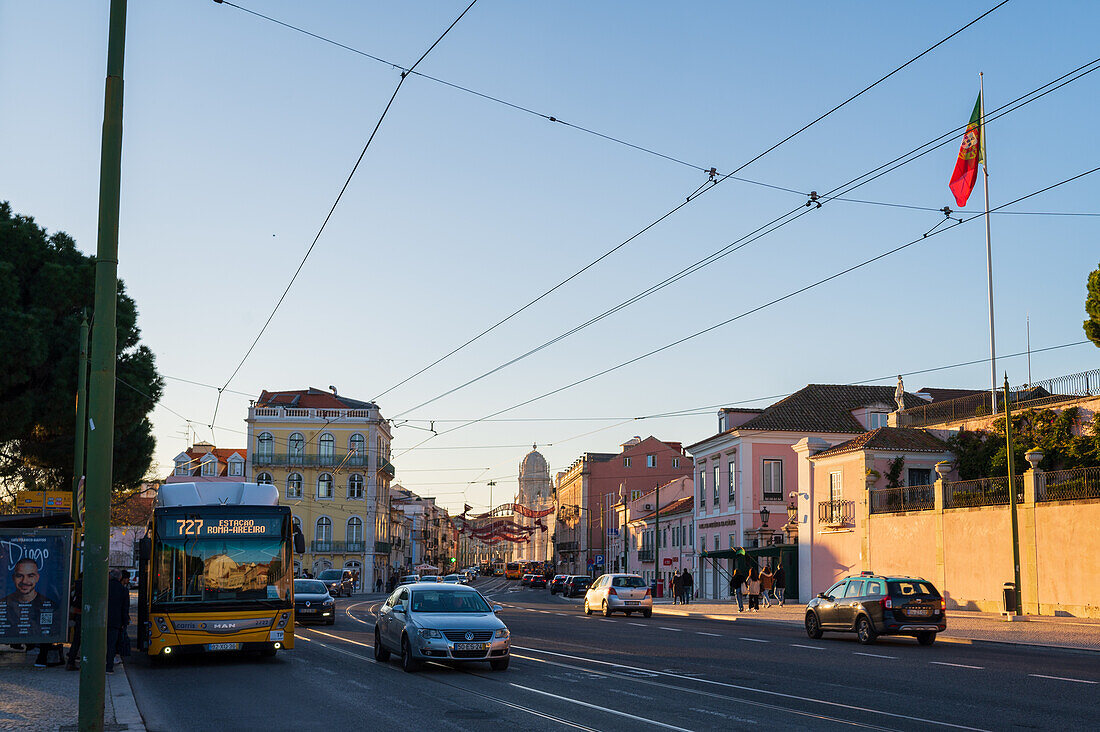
759 506 770 528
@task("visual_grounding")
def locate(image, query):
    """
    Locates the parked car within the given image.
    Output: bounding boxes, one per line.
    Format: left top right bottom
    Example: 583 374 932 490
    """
805 572 946 645
294 579 336 625
562 576 592 598
398 574 421 586
317 568 355 597
442 574 463 584
529 575 547 589
583 574 652 617
419 575 442 583
460 571 475 584
374 583 510 672
549 575 568 594
520 573 533 587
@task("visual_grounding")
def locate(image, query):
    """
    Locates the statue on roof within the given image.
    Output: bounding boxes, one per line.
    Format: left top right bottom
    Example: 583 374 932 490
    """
894 375 905 413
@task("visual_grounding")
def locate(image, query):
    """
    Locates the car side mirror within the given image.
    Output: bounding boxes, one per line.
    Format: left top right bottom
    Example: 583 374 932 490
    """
817 592 829 600
492 604 503 614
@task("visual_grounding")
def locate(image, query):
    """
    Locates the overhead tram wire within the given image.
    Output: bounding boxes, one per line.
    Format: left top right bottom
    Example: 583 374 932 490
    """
207 0 480 438
390 56 1100 420
370 3 1010 404
393 166 1100 459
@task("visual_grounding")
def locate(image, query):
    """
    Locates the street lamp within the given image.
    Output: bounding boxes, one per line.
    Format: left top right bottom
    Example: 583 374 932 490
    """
784 492 798 544
759 506 770 528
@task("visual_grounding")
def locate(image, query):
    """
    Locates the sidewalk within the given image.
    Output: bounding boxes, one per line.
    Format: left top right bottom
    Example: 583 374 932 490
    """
650 598 1100 652
0 646 145 731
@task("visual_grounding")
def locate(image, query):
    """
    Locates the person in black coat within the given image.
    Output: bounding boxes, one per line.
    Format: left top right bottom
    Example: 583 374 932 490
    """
729 566 746 612
105 570 129 674
773 563 787 606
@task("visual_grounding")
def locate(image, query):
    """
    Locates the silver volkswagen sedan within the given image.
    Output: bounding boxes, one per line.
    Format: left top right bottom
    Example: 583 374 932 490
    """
374 583 510 672
583 573 653 617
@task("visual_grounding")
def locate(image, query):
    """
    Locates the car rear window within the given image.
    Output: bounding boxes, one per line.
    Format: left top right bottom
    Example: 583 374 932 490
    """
889 580 940 598
611 576 647 588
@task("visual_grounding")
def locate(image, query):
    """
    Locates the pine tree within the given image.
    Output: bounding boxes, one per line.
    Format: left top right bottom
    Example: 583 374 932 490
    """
1085 262 1100 348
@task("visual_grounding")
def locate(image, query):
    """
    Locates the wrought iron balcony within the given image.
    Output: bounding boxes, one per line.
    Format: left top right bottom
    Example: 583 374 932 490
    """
374 541 392 554
817 500 854 527
556 540 578 552
376 456 396 478
637 549 655 562
310 540 366 553
252 452 370 469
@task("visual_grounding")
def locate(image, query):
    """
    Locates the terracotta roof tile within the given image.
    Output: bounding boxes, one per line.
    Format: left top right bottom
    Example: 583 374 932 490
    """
810 427 948 460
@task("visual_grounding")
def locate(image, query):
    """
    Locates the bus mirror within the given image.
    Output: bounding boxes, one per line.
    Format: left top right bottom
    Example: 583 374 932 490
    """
138 536 151 563
293 528 306 554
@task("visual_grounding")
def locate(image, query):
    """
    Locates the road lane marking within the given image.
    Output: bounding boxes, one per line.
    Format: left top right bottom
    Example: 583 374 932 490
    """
598 619 615 623
930 661 983 669
511 645 989 731
790 644 823 650
697 632 721 637
556 613 568 616
1028 674 1096 684
853 652 896 659
740 638 769 643
301 627 373 649
629 623 649 627
659 627 683 632
510 683 692 731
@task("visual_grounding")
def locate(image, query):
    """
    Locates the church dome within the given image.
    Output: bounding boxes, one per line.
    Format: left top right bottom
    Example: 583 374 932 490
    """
519 445 548 478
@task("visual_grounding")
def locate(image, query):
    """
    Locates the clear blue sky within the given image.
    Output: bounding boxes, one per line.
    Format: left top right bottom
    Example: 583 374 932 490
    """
3 1 1098 514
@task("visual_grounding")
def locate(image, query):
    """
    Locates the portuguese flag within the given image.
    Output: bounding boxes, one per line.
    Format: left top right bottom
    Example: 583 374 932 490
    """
949 93 984 207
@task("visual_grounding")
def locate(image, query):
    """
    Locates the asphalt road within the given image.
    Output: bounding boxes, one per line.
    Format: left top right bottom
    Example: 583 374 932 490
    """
125 577 1098 731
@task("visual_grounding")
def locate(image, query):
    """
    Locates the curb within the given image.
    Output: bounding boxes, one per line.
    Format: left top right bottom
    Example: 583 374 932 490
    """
111 663 147 731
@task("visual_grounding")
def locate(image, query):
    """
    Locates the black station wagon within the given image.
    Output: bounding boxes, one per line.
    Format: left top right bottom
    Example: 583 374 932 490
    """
805 572 946 645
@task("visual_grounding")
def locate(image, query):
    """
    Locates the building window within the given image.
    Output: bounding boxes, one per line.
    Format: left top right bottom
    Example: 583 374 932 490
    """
257 432 273 459
908 468 933 486
348 474 365 499
316 517 332 543
869 412 890 429
688 523 693 547
228 459 243 477
728 460 736 502
286 473 303 499
350 433 365 465
729 534 735 549
288 432 304 463
174 460 189 476
698 471 706 507
713 465 720 506
317 473 334 499
630 490 641 502
830 471 842 503
713 535 719 551
347 517 363 545
762 459 783 501
319 433 334 459
256 472 273 485
198 457 215 477
624 456 631 468
646 454 656 468
672 457 680 469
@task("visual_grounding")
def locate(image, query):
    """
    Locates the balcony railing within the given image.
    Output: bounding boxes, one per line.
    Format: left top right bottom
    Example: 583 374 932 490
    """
637 549 655 562
377 456 395 478
869 486 934 514
818 499 855 526
252 452 370 468
374 541 392 554
311 540 366 553
556 541 578 552
1038 466 1100 502
250 406 376 420
943 476 1023 509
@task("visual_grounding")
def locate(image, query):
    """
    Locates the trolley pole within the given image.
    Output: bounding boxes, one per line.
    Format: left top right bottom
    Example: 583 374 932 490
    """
1003 375 1023 615
654 481 660 593
79 1 127 729
72 311 89 518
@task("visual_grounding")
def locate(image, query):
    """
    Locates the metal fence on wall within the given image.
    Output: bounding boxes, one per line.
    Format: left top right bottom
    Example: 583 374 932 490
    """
869 486 935 514
1038 466 1100 502
942 475 1024 509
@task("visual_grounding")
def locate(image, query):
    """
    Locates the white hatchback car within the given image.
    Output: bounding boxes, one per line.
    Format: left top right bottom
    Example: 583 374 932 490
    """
583 574 653 617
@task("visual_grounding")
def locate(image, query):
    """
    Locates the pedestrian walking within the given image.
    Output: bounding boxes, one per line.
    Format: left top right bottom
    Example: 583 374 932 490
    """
105 569 129 674
671 571 682 605
760 566 775 608
729 566 746 612
774 563 786 606
65 575 82 670
681 569 693 605
375 576 383 593
747 566 761 612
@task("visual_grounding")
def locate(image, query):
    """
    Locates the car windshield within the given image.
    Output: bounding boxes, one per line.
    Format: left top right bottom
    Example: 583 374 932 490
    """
410 590 491 613
294 580 328 594
889 580 940 598
611 576 647 588
402 576 418 582
443 575 460 581
317 570 342 580
571 576 591 584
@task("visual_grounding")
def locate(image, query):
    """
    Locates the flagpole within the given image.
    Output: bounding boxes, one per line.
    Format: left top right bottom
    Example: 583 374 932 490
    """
980 72 997 415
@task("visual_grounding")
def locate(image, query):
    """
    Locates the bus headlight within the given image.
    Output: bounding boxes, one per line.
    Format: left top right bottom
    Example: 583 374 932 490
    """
275 612 291 630
155 617 169 632
162 646 173 655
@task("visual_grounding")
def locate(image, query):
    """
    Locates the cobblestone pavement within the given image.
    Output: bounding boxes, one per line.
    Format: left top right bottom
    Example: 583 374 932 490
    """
0 646 143 731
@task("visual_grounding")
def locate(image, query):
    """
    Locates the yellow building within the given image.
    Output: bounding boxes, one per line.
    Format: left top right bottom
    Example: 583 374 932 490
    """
246 387 394 590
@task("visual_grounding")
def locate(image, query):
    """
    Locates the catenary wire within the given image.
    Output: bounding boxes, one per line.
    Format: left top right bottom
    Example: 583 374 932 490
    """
369 4 1009 404
209 0 480 435
390 57 1100 419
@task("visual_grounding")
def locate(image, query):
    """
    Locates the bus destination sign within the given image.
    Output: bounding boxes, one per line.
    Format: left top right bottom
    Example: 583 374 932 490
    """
162 516 283 538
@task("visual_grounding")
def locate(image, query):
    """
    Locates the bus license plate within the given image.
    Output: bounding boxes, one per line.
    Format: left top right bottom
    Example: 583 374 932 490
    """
454 643 488 651
206 643 240 652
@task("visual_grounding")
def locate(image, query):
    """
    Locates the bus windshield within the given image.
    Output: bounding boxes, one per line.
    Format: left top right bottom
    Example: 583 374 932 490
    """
153 534 291 606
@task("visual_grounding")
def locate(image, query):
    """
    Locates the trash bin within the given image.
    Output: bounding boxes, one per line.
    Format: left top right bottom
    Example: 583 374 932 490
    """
651 581 663 599
1002 582 1017 614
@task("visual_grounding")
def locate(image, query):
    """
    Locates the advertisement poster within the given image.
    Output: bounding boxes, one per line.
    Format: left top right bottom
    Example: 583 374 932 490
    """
0 528 73 644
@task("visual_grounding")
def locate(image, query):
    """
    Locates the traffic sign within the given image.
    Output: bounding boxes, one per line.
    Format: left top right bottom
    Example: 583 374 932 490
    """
594 555 604 565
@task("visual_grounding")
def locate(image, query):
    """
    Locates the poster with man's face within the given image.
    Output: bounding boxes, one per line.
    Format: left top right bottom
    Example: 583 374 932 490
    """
0 529 73 644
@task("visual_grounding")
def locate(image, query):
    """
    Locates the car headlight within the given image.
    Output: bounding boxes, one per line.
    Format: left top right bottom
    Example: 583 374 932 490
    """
494 628 509 639
417 628 442 639
323 599 335 606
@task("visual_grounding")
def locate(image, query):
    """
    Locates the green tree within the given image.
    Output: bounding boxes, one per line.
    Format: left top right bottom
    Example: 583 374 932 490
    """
1086 261 1100 348
946 407 1100 479
0 201 163 505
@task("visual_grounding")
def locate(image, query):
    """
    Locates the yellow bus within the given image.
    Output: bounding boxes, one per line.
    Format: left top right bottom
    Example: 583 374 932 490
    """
504 562 522 580
137 482 299 660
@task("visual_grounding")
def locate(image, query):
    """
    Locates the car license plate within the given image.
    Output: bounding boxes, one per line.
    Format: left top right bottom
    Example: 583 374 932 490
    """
454 643 488 651
206 643 240 652
907 607 932 616
298 608 317 614
626 601 640 605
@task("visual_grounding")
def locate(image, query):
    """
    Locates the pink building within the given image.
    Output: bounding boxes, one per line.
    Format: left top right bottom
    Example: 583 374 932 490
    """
167 442 247 482
608 477 694 585
687 384 924 600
